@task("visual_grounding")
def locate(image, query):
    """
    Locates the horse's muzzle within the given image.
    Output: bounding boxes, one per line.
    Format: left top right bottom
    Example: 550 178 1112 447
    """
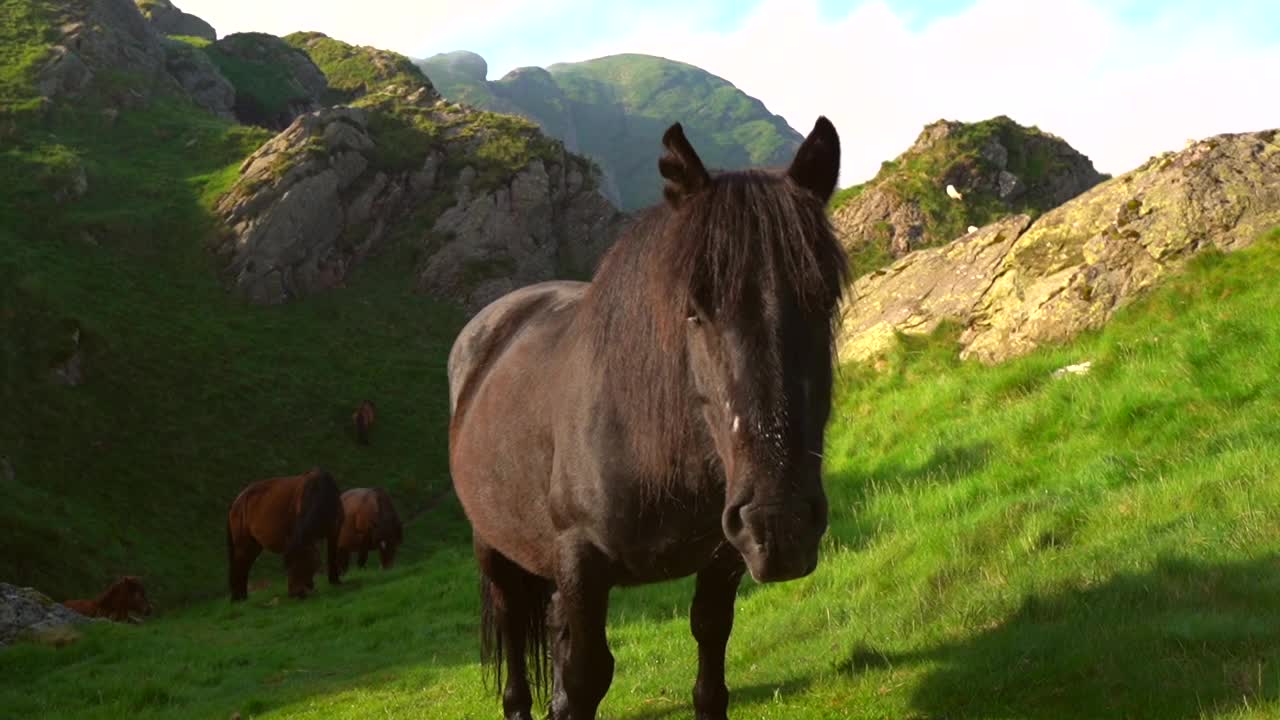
723 498 826 583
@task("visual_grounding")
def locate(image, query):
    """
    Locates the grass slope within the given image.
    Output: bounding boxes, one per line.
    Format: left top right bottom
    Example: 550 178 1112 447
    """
6 230 1278 718
0 4 466 607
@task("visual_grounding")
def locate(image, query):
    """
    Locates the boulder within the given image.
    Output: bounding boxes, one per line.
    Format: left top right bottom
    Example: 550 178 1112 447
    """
837 129 1280 365
0 583 95 647
135 0 216 41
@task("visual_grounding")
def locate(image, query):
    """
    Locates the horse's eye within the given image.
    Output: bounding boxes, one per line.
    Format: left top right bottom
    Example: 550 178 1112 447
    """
686 314 700 325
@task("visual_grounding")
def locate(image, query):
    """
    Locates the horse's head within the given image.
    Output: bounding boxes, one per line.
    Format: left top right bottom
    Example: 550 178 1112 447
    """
659 118 846 583
113 576 154 617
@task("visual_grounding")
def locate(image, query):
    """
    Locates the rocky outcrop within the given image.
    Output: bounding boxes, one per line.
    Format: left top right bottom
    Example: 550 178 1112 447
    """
837 129 1280 365
214 106 388 303
1 583 94 647
32 0 234 120
35 0 177 108
834 117 1105 268
208 33 328 130
214 89 626 308
159 38 235 120
135 0 216 41
420 158 629 312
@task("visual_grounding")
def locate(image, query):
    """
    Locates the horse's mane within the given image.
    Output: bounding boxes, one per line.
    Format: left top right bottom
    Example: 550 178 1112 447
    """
577 169 848 485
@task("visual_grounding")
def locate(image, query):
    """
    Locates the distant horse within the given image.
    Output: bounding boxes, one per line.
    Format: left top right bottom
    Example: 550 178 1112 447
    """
353 400 377 445
447 118 848 719
336 487 404 575
63 576 154 622
226 468 344 601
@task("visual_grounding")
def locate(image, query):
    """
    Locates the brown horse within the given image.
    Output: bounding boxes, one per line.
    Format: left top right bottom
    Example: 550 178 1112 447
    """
63 576 154 622
447 118 847 719
353 400 376 445
226 468 344 601
335 487 404 575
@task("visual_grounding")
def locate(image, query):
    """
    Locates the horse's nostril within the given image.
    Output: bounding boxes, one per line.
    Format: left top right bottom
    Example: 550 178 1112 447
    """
722 502 746 541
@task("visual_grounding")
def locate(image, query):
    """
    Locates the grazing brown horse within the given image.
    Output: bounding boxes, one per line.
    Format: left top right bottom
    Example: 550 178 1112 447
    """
63 576 154 622
226 468 344 601
336 487 404 575
447 118 847 719
353 400 377 445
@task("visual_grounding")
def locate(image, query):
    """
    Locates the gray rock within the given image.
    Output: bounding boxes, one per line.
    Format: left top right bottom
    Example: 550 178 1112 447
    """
36 0 177 108
837 129 1280 365
0 583 95 647
998 170 1023 200
215 97 627 308
134 0 216 41
159 37 234 120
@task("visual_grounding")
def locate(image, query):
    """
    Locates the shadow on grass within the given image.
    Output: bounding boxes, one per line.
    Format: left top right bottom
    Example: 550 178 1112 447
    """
839 555 1280 719
622 674 816 720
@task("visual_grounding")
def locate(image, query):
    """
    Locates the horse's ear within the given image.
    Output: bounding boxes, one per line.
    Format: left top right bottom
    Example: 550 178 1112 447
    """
787 116 840 203
659 123 711 207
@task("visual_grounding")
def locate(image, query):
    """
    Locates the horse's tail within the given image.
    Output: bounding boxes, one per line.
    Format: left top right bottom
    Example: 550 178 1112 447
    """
480 572 552 704
284 469 341 565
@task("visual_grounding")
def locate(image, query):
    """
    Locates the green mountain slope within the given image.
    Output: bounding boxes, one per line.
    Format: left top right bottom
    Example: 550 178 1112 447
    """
4 224 1277 716
417 51 803 210
0 2 466 606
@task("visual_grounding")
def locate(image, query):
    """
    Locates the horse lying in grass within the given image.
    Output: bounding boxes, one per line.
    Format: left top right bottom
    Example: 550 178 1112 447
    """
226 468 344 601
447 117 847 719
336 487 404 575
353 400 377 445
63 576 154 623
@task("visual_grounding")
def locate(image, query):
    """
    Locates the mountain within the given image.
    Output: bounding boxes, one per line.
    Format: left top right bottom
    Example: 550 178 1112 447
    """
417 51 804 210
837 129 1280 365
832 116 1105 275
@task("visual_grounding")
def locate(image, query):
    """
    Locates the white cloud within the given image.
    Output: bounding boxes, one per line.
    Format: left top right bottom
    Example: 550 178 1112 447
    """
174 0 1280 186
526 0 1280 184
173 0 545 53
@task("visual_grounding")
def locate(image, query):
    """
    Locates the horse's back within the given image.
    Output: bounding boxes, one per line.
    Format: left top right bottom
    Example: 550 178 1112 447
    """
229 472 312 553
448 281 588 416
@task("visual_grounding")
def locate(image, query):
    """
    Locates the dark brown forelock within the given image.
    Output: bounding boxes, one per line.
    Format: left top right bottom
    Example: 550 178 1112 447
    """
580 169 848 485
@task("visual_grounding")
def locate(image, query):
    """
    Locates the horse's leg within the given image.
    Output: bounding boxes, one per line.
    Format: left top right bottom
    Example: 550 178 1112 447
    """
337 549 351 576
549 537 613 720
326 526 342 586
690 548 746 720
357 547 369 568
230 540 261 602
477 540 545 720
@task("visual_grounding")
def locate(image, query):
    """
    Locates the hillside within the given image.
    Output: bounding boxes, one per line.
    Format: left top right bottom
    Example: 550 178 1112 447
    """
417 51 804 210
837 128 1280 364
0 0 619 604
832 116 1105 275
4 228 1278 718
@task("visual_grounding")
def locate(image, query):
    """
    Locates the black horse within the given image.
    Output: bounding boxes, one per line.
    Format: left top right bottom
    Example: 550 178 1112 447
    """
447 117 848 719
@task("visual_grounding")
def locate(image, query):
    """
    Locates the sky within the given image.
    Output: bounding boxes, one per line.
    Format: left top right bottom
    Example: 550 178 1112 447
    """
178 0 1280 185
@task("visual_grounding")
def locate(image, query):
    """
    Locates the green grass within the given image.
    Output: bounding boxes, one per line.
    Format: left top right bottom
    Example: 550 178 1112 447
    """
284 32 428 105
0 76 466 608
205 34 319 123
0 0 57 116
6 224 1279 718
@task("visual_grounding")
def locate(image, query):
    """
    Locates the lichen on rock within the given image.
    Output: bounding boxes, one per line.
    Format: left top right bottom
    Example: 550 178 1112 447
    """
837 129 1280 365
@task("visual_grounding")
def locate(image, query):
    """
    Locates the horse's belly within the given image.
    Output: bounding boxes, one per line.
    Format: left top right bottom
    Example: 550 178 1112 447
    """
613 524 728 585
